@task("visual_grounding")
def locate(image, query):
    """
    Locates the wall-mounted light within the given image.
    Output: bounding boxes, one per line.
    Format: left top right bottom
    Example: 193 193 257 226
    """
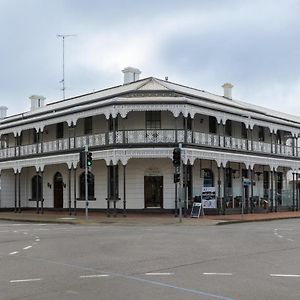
47 182 51 188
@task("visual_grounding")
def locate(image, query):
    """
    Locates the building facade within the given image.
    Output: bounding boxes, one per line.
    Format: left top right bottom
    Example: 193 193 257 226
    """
0 67 300 214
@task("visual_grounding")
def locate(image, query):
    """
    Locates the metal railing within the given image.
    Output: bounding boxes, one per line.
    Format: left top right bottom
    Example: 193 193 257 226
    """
0 129 295 159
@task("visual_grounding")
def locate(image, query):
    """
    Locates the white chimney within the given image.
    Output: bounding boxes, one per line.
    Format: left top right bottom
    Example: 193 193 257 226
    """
0 106 8 119
122 67 141 84
222 83 234 99
29 95 46 111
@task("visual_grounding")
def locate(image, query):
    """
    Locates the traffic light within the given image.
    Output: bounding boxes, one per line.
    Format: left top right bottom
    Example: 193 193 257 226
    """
173 172 180 183
87 151 93 167
173 147 181 167
79 150 86 169
87 171 93 183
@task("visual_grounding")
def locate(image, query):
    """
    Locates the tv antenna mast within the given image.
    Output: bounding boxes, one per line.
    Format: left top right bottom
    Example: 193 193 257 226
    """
57 34 77 100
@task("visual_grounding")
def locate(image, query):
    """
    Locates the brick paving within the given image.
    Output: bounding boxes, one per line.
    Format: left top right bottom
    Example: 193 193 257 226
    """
1 209 300 225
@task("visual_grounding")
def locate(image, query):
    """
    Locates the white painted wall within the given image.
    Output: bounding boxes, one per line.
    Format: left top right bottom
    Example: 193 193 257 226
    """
125 158 174 209
0 169 14 208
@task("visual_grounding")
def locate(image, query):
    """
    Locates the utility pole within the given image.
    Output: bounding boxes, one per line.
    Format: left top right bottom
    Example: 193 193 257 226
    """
57 34 76 100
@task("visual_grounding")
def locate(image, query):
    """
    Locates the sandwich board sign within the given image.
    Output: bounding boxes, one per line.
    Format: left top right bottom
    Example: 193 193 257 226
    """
201 187 216 208
191 202 204 218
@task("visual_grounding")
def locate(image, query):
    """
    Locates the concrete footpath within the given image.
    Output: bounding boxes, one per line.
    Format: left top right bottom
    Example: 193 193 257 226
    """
1 210 300 226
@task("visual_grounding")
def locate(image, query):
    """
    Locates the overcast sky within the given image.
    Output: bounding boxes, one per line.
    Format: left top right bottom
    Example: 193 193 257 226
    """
0 0 300 116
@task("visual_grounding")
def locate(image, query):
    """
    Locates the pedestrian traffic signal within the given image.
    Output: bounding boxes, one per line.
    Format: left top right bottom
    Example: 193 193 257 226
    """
87 151 93 167
173 147 181 167
79 150 86 169
173 172 180 183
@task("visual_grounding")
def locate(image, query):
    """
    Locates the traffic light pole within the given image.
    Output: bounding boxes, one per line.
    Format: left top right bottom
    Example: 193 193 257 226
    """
85 145 88 219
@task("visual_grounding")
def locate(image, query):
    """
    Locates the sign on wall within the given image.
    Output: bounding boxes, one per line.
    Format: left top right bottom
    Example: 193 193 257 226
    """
201 187 216 208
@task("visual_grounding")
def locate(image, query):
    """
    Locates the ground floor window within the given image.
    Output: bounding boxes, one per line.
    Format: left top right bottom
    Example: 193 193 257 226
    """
108 165 119 199
79 172 95 199
203 168 214 187
31 175 42 201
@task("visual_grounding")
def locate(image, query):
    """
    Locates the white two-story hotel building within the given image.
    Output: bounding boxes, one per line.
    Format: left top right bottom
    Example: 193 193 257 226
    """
0 67 299 215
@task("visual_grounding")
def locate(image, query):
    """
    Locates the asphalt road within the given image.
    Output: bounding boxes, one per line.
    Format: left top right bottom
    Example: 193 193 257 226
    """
0 219 300 300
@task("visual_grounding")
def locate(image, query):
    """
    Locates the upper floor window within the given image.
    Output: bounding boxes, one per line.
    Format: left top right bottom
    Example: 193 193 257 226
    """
146 111 161 129
184 116 192 130
108 117 118 131
209 116 217 134
225 120 232 136
258 126 265 142
276 131 282 144
241 123 247 139
1 134 8 148
56 122 64 139
84 117 93 135
33 129 38 144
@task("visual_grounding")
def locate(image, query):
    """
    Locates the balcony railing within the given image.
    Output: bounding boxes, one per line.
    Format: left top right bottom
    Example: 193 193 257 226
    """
0 129 295 160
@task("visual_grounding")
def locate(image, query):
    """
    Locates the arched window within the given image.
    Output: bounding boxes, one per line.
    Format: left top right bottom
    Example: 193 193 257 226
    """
31 175 42 200
79 172 95 199
203 169 214 187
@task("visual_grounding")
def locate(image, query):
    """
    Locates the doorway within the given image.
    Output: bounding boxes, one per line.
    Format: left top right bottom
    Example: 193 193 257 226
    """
54 172 64 208
144 176 163 208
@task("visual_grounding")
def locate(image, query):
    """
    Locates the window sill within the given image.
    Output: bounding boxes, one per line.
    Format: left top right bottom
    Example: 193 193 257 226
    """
76 198 96 201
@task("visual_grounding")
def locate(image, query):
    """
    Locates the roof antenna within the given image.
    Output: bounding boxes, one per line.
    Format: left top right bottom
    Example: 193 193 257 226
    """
165 76 169 81
57 34 77 100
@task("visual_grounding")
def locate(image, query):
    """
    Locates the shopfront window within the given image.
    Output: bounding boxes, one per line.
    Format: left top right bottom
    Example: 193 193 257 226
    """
203 168 214 187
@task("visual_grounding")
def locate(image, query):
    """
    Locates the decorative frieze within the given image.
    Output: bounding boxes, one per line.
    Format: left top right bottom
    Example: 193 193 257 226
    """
1 147 298 173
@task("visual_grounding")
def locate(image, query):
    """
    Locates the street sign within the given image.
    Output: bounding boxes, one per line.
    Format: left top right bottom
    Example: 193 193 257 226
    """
243 178 251 187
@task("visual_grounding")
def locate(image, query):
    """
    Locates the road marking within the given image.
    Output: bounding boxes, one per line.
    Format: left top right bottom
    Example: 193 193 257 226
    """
23 232 28 235
203 273 233 276
23 246 32 250
9 251 18 255
35 239 40 242
278 235 283 238
80 274 110 278
10 278 42 283
145 272 174 276
287 238 294 242
270 274 300 278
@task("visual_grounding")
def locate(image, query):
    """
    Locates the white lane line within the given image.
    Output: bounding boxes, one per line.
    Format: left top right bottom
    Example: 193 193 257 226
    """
9 251 19 255
277 235 283 238
203 273 233 276
80 275 110 278
23 232 28 235
287 239 294 242
270 274 300 278
10 278 42 283
145 272 174 276
23 246 32 250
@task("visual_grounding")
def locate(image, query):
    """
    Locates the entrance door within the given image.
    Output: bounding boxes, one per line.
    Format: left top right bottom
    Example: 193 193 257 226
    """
144 176 163 208
54 172 64 208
